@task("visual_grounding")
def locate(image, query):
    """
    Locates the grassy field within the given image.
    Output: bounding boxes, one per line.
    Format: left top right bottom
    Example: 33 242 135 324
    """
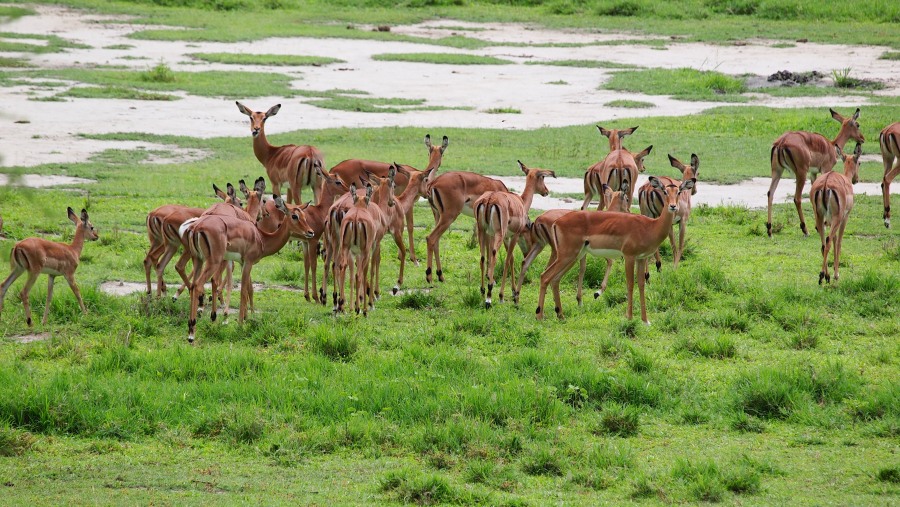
1 1 899 505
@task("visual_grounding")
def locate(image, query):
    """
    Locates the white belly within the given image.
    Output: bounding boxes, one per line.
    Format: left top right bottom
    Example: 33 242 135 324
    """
224 251 243 262
585 247 622 258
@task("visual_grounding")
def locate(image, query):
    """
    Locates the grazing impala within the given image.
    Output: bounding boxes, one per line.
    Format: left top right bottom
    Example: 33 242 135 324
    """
879 122 900 228
1 207 98 327
514 184 630 306
186 197 314 343
811 143 861 285
638 153 700 271
537 177 695 324
473 161 555 308
582 145 652 211
767 107 864 237
425 172 509 283
236 101 325 205
330 134 447 265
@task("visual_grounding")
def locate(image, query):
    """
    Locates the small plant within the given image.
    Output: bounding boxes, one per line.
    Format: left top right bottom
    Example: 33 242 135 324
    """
788 329 818 350
565 384 588 408
731 411 766 433
398 290 442 310
308 324 359 361
460 287 483 309
522 447 564 476
141 61 176 83
484 107 521 114
877 466 900 483
0 424 36 456
630 473 663 499
626 349 654 373
880 51 900 61
597 402 640 437
605 99 655 108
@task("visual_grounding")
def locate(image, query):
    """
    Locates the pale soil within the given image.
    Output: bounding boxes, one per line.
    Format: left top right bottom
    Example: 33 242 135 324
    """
6 332 50 343
0 5 896 208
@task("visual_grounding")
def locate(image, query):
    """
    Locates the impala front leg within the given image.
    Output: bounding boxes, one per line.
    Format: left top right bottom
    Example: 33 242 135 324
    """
637 258 650 325
42 275 56 326
793 176 809 237
883 162 900 228
624 256 635 321
766 170 783 238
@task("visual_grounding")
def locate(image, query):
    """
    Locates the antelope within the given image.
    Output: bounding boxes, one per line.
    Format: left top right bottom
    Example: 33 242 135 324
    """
811 143 861 285
386 165 436 294
582 145 652 211
879 122 900 228
329 134 448 265
767 107 865 237
514 184 630 306
425 172 509 284
1 207 98 327
597 125 638 152
638 153 700 271
537 177 695 324
323 171 395 311
236 101 325 205
186 197 314 343
335 184 378 315
474 161 555 308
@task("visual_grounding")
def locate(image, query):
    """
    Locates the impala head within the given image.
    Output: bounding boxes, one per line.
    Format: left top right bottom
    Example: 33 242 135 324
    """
316 164 351 204
274 196 315 239
395 163 434 198
68 207 99 241
830 107 865 144
597 125 638 151
668 153 699 195
517 160 556 197
837 142 863 184
424 134 449 173
236 101 280 139
634 145 653 173
650 176 695 213
602 183 630 213
239 177 268 221
369 170 397 208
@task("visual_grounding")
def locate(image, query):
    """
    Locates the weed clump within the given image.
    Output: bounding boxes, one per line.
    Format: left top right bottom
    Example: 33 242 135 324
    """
0 424 36 456
398 290 442 310
522 446 564 476
307 324 359 361
142 61 175 83
596 402 640 437
877 466 900 484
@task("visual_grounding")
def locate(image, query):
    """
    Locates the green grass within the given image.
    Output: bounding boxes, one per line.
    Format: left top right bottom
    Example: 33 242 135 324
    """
484 107 521 114
605 99 655 108
57 86 179 100
0 31 90 53
188 52 344 66
0 56 30 68
880 51 900 60
371 52 513 65
525 59 640 69
602 67 749 102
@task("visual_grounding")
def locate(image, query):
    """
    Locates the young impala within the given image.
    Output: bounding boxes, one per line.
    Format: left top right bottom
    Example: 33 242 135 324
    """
638 153 700 271
767 107 864 237
1 207 98 327
811 143 861 285
236 101 325 205
537 177 695 324
582 144 652 211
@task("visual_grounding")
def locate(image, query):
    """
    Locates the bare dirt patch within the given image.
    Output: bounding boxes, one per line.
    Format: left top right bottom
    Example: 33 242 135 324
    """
7 332 51 344
0 173 95 187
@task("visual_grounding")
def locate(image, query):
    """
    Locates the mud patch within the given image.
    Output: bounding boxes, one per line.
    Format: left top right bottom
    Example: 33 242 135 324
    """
7 332 51 344
100 280 305 297
0 173 95 187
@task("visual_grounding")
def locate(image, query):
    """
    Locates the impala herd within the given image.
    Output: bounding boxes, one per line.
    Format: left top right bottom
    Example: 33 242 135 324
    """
1 103 898 343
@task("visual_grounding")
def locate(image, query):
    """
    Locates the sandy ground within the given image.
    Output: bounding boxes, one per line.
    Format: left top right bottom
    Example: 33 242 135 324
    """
0 4 897 169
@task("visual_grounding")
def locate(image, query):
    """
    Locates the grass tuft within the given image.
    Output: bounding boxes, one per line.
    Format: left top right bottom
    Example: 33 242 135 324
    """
307 323 359 361
877 466 900 484
596 402 641 437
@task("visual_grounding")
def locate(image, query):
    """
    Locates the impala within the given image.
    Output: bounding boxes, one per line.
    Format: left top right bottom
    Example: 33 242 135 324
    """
537 177 695 324
236 101 325 205
387 165 436 294
1 207 98 327
186 197 314 343
582 145 652 211
474 161 555 308
335 184 378 315
879 122 900 228
811 143 861 285
514 183 630 306
638 153 700 271
323 172 395 311
767 107 864 237
330 134 447 265
597 125 638 152
425 172 509 283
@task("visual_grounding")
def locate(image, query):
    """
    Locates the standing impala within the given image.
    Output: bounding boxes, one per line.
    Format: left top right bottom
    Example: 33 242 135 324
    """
638 153 700 271
879 122 900 228
514 184 630 306
767 107 864 237
582 145 652 211
236 101 325 205
425 172 509 284
186 197 314 343
330 134 448 265
811 143 861 285
537 177 695 324
335 184 378 315
387 165 436 294
597 125 638 152
1 207 98 327
474 161 555 308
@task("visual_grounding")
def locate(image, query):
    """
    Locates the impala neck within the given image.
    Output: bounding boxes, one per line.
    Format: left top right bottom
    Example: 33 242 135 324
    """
70 223 86 258
253 126 276 166
520 177 541 212
396 175 427 214
260 212 293 257
649 205 677 245
832 129 852 151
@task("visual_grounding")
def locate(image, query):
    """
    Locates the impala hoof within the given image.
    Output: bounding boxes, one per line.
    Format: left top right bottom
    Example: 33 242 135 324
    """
643 319 652 326
766 222 773 238
485 298 492 309
172 295 178 302
885 219 891 229
210 312 217 322
818 271 825 285
594 290 602 299
392 285 399 295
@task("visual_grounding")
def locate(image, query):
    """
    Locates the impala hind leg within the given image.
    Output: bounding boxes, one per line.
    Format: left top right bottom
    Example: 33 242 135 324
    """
637 258 650 325
595 259 615 299
882 155 900 228
674 221 687 268
41 276 56 326
498 233 520 304
19 272 39 327
426 210 458 284
154 243 180 297
405 207 419 266
833 220 848 282
514 241 544 305
624 256 636 321
0 265 26 320
143 243 165 296
792 175 810 236
766 170 783 238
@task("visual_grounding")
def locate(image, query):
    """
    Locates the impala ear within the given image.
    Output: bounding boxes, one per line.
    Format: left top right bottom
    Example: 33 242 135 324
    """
620 180 630 194
597 125 611 138
853 142 862 161
67 207 78 223
830 108 844 122
254 176 266 194
393 163 411 177
213 183 226 200
265 104 281 118
424 134 432 149
620 126 638 137
388 165 397 182
236 101 252 116
273 195 287 213
835 144 846 161
80 209 89 222
226 183 237 200
239 179 250 198
544 170 557 178
517 160 528 174
637 145 653 160
680 178 696 192
365 183 373 204
667 154 682 171
441 135 449 151
690 154 700 174
852 108 860 121
649 176 663 190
